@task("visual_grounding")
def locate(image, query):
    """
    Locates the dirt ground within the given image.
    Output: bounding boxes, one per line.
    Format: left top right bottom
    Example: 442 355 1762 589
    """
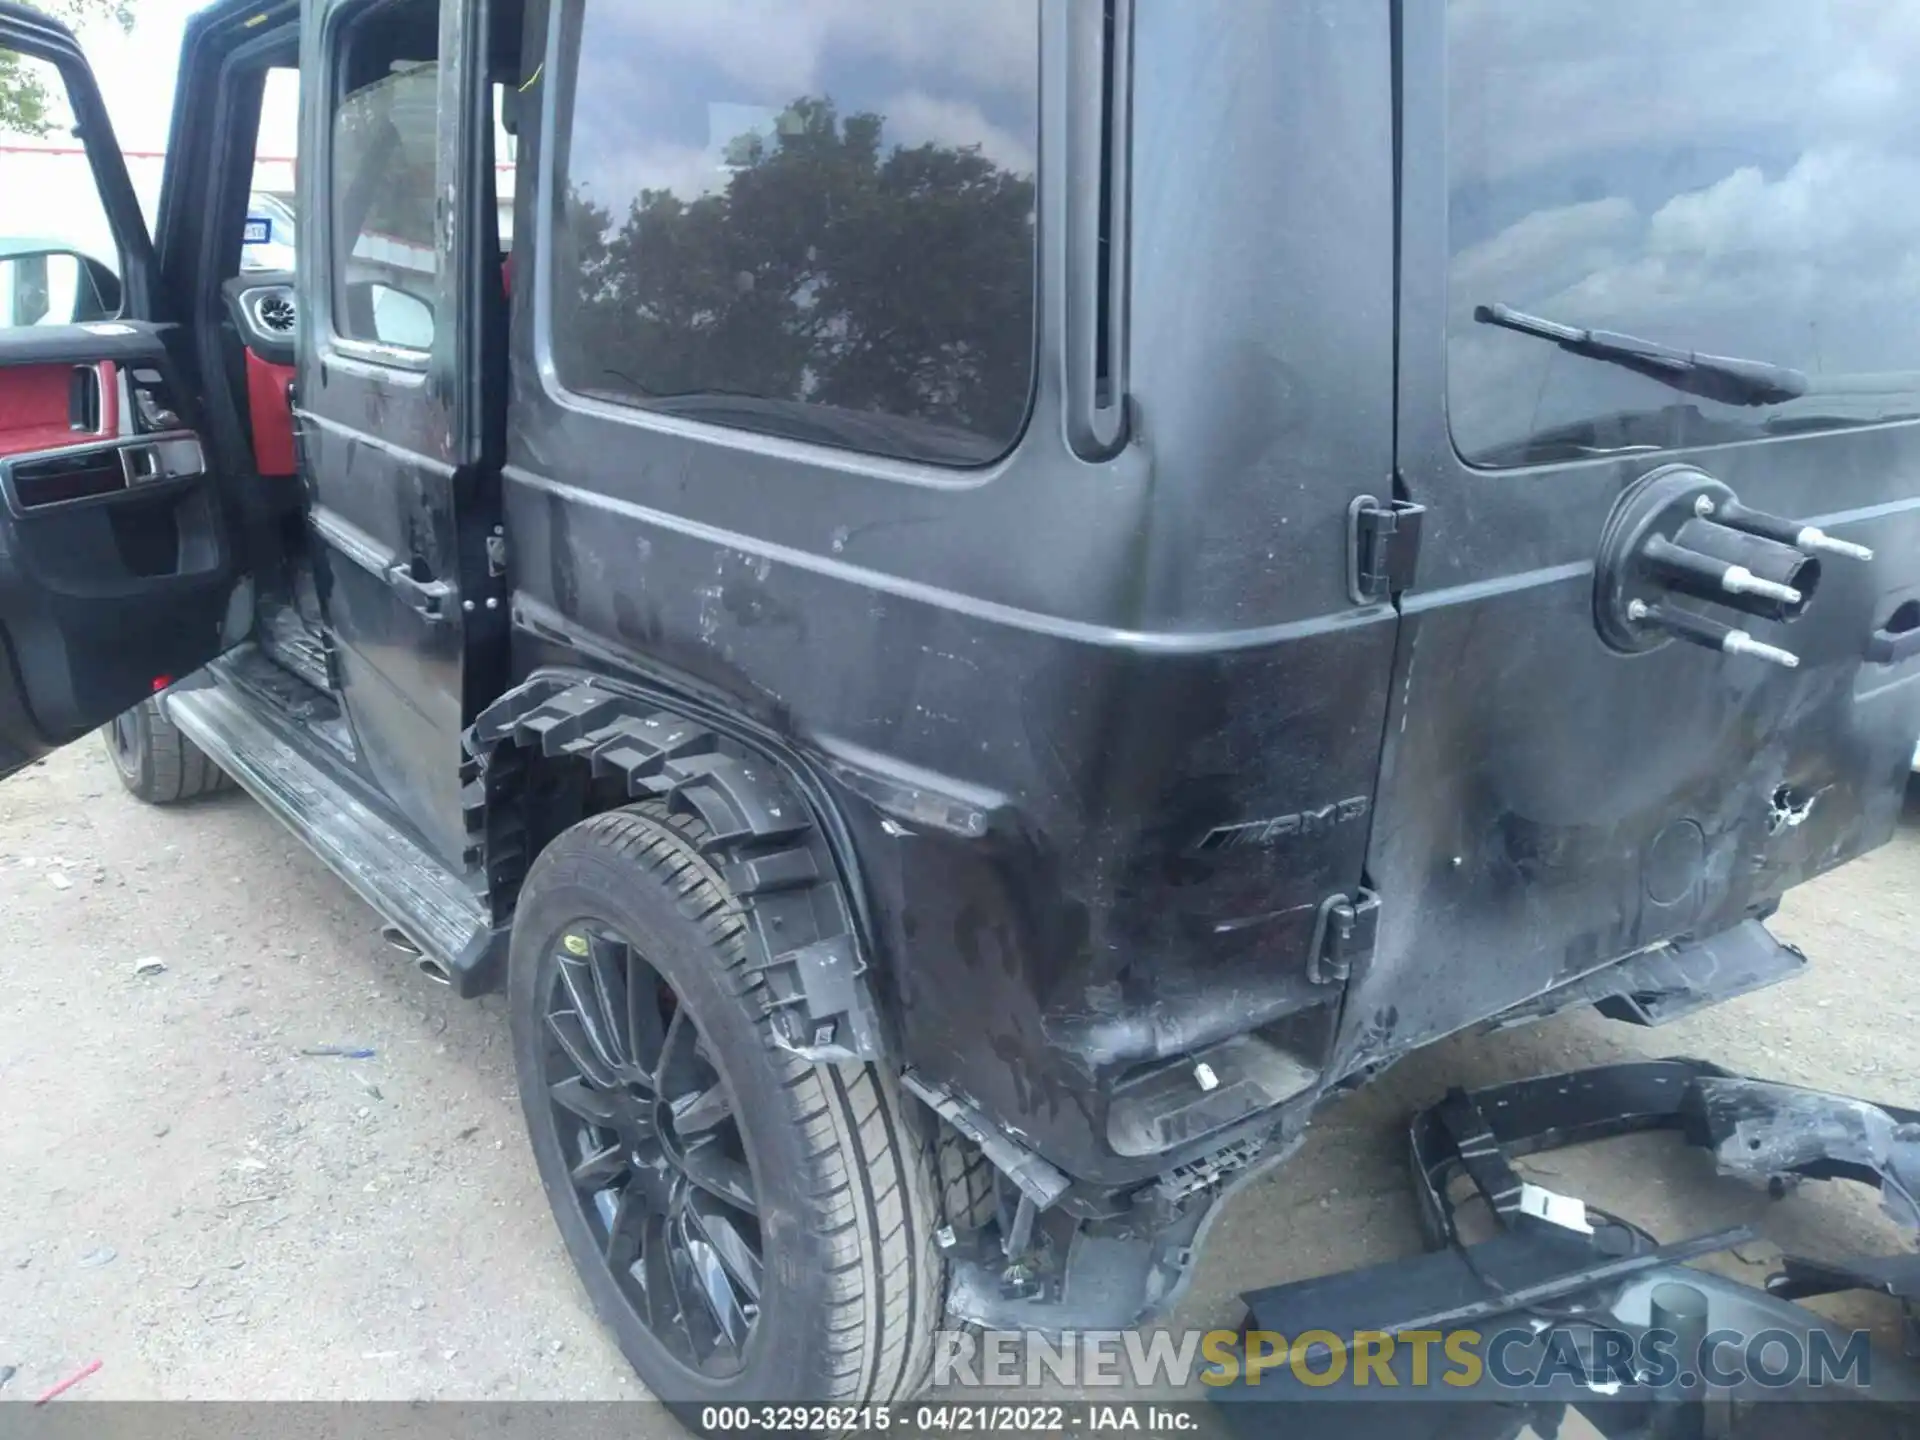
1 736 1916 1406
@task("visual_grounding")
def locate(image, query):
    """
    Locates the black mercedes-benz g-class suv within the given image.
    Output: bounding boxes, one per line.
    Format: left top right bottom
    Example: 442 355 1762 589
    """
3 0 1918 1418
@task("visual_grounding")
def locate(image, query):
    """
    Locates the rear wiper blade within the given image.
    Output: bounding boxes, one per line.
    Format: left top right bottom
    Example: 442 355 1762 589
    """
1473 303 1809 407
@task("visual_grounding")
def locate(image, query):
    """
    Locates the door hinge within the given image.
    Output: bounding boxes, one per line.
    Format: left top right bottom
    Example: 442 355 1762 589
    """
1348 496 1426 606
1309 887 1380 985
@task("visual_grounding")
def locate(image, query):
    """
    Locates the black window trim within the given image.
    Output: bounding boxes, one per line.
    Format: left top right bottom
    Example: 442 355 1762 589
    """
1062 0 1131 461
527 0 1045 487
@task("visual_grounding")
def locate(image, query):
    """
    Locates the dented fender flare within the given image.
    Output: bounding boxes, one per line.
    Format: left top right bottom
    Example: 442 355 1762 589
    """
463 668 886 1064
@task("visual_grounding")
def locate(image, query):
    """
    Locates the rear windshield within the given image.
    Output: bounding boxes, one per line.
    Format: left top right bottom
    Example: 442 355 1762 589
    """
1447 1 1920 467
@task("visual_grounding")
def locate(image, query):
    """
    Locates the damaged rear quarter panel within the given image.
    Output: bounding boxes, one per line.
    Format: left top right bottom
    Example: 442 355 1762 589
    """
505 491 1400 1187
500 0 1408 1190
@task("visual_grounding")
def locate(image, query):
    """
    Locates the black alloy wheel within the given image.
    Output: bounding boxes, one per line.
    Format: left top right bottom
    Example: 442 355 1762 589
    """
508 802 944 1419
542 923 763 1375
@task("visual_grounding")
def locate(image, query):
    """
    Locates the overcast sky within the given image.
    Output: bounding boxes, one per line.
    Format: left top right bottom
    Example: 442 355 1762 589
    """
1 3 294 261
77 0 296 156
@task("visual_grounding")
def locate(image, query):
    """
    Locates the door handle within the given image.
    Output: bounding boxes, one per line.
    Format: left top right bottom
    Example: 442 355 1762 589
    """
1866 618 1920 665
387 561 454 622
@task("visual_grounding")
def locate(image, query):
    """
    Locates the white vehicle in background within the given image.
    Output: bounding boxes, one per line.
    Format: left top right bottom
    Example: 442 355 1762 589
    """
241 192 297 272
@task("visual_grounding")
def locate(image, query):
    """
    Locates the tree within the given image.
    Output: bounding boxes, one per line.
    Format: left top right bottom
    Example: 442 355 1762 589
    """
556 95 1037 456
0 1 135 137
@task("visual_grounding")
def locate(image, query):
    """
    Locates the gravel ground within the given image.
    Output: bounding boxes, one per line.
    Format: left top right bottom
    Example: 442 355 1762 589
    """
1 737 1916 1405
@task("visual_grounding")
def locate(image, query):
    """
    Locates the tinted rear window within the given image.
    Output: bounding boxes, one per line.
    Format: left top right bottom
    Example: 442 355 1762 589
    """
547 0 1040 468
1447 1 1920 467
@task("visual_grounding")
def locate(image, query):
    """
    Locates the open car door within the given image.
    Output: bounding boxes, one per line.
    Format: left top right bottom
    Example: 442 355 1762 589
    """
0 2 239 779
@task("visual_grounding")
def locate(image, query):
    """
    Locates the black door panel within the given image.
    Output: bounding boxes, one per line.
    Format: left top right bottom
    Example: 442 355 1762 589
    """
307 486 468 859
0 6 239 780
295 0 494 866
299 377 473 865
0 327 235 776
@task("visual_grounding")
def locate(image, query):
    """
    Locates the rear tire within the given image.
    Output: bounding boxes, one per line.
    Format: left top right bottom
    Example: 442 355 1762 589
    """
936 1123 1000 1235
102 698 233 804
507 802 944 1425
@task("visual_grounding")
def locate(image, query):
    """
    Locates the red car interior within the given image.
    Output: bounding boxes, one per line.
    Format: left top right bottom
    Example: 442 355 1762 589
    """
243 349 297 477
0 361 116 459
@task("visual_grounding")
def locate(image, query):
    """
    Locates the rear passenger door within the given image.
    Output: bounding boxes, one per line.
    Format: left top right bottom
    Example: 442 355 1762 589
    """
297 0 499 864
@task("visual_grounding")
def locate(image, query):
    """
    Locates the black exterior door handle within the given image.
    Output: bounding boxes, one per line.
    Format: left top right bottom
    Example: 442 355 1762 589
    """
1866 601 1920 665
1866 623 1920 666
387 561 454 622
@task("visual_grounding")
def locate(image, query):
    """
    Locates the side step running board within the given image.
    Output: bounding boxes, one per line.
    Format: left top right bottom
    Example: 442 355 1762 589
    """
166 677 502 996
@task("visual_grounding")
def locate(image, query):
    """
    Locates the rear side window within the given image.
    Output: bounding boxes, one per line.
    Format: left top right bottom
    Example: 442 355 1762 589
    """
329 4 441 355
1447 1 1920 467
546 0 1040 467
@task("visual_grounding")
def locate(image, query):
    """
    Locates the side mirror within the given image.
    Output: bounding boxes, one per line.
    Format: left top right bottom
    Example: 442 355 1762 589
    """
368 283 435 350
0 248 123 328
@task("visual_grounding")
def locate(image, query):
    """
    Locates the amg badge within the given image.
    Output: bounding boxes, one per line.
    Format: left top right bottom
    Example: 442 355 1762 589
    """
1197 796 1371 853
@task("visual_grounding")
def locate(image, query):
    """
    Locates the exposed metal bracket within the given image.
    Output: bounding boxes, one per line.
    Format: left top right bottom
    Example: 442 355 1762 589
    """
900 1069 1071 1210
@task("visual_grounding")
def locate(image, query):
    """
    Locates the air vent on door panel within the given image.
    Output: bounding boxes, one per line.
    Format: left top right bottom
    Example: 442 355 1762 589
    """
253 291 297 335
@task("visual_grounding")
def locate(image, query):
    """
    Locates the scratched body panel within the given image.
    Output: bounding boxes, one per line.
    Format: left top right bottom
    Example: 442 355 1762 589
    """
500 0 1401 1188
